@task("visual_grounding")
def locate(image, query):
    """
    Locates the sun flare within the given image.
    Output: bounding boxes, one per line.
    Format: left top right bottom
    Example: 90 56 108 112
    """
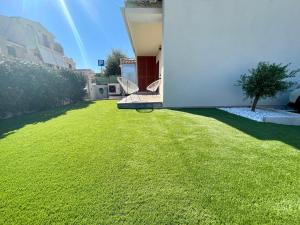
58 0 88 67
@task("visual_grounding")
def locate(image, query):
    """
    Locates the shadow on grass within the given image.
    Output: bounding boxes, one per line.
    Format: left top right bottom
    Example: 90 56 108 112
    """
0 101 94 139
175 108 300 151
136 109 154 113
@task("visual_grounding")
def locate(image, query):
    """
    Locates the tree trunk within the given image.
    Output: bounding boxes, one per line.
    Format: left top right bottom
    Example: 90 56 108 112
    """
251 95 260 112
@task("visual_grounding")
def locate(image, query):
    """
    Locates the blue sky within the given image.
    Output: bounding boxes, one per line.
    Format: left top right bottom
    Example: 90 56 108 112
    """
0 0 134 71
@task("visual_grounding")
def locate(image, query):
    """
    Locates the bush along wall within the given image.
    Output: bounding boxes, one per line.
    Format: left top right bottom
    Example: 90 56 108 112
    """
0 56 86 118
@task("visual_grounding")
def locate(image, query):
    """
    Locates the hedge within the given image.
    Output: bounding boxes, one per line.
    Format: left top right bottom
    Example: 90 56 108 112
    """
0 55 86 118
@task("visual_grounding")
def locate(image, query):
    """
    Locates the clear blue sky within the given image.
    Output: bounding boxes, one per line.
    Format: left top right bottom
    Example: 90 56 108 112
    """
0 0 134 72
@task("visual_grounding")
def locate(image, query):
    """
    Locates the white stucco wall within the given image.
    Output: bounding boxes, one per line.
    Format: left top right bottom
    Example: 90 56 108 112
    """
163 0 300 108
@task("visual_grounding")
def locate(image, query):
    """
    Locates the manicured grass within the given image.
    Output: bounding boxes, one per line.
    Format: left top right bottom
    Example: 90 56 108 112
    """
0 101 299 224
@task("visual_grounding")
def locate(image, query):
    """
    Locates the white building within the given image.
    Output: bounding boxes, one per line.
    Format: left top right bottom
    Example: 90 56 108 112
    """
0 15 75 70
122 0 300 108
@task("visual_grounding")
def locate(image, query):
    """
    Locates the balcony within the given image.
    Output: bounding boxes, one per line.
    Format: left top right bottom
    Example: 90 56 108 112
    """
125 0 162 8
122 0 163 56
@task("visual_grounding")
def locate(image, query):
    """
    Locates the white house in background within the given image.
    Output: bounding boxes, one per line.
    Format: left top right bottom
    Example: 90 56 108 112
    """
122 0 300 108
0 15 76 70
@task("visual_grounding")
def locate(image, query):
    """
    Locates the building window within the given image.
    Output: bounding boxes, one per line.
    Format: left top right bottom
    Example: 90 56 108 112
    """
54 43 64 54
42 34 50 48
7 46 17 57
34 51 42 61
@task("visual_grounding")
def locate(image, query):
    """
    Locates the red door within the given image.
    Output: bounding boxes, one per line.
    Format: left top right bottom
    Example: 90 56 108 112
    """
137 56 159 91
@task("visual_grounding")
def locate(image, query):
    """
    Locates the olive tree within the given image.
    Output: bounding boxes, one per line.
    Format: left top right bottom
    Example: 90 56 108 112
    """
237 62 299 112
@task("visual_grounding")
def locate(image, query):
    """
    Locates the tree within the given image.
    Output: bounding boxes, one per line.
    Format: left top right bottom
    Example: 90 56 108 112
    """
237 62 299 112
103 49 127 76
60 69 86 103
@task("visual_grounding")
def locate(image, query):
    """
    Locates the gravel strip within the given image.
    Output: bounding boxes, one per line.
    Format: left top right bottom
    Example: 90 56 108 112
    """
219 107 289 122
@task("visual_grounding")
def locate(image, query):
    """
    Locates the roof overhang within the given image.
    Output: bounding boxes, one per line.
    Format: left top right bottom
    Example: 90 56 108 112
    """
122 7 162 56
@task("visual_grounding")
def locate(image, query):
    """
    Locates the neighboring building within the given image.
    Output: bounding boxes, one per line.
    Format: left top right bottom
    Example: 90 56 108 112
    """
75 69 96 79
0 15 75 69
122 0 300 108
75 69 122 100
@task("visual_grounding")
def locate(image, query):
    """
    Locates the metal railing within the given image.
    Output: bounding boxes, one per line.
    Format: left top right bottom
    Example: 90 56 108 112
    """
125 0 162 8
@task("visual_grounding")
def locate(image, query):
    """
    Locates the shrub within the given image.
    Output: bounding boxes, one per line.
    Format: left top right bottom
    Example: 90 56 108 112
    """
0 55 86 117
237 62 299 112
59 69 86 104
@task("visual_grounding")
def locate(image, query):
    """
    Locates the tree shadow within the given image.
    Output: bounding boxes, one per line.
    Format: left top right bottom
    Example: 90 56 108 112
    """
175 108 300 151
0 101 94 139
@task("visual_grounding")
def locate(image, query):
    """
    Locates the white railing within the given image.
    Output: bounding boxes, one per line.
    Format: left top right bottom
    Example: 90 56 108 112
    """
125 0 162 8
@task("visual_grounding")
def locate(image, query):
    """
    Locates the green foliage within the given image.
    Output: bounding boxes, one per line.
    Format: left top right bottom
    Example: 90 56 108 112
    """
103 49 127 76
0 56 86 117
237 62 299 111
59 69 86 103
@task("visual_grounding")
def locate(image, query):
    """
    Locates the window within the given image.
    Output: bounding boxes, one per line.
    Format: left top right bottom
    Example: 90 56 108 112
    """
34 51 42 61
42 34 50 48
7 46 17 57
54 43 64 54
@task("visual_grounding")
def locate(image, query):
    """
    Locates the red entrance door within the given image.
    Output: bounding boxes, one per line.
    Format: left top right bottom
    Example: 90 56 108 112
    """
137 56 159 91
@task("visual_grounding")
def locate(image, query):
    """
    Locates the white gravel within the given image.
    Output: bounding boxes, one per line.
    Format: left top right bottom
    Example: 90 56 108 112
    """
219 107 289 122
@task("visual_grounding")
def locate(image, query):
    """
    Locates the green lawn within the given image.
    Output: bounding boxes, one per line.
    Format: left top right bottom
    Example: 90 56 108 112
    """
0 101 299 224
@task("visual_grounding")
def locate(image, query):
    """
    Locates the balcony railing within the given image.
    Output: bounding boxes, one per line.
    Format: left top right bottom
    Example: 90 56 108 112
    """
125 0 162 8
